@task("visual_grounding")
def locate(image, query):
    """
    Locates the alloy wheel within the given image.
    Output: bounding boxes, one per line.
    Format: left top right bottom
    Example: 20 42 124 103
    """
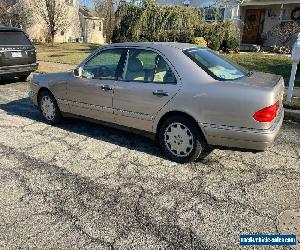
164 122 194 157
40 96 55 121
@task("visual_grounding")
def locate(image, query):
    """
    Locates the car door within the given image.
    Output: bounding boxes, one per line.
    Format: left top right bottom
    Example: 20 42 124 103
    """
66 48 124 123
113 48 181 132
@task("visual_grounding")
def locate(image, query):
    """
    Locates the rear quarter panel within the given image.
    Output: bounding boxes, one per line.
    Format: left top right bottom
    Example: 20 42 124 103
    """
153 75 282 133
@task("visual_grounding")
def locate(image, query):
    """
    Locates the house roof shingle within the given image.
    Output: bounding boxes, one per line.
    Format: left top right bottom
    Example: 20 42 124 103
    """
79 6 99 18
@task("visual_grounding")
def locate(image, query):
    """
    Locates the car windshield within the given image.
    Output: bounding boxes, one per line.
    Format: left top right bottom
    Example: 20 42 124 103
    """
0 31 31 46
184 47 248 80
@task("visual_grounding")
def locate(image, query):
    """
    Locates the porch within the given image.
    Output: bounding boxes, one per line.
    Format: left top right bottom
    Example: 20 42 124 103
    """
239 0 300 47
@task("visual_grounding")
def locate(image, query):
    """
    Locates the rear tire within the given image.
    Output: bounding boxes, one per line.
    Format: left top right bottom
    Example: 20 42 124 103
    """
158 115 212 163
38 90 62 125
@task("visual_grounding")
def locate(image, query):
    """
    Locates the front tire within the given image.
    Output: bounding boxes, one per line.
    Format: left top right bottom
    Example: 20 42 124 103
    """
38 91 62 125
158 116 212 163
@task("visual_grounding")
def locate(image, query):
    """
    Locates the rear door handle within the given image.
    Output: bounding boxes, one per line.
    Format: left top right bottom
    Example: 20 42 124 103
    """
153 90 169 96
101 85 112 91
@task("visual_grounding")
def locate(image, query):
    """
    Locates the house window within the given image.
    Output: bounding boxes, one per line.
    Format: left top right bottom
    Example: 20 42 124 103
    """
60 30 65 36
99 23 102 31
93 22 95 29
204 8 225 21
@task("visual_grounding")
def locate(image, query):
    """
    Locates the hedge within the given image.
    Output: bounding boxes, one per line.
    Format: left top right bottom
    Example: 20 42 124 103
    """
112 2 239 48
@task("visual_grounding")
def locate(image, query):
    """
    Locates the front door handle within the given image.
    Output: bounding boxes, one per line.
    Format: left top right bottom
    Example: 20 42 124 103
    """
153 90 169 96
101 85 112 91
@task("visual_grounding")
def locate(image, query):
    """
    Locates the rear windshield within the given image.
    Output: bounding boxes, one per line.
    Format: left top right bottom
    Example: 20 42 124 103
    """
0 31 31 46
184 47 248 80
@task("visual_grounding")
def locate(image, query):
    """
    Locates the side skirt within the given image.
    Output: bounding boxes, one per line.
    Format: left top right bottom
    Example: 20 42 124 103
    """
61 112 156 141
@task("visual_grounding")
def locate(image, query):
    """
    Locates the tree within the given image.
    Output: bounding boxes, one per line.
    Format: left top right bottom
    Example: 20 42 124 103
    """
269 21 300 46
94 0 116 43
29 0 68 43
0 0 29 28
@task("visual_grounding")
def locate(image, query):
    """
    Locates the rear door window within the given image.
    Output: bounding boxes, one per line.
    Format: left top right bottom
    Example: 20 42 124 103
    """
0 31 32 46
122 49 177 84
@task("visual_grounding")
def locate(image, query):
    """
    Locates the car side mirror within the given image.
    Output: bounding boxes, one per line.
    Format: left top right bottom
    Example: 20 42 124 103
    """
73 67 83 78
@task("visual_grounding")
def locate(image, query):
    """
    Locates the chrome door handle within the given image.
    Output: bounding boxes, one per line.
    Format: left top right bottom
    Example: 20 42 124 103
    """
101 85 112 91
153 90 169 96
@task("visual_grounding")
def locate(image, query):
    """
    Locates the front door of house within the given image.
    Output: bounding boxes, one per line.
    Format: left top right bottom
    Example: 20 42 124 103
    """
243 9 265 44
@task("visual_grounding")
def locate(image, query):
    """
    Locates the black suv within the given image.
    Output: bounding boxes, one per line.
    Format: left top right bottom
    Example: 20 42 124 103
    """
0 25 38 81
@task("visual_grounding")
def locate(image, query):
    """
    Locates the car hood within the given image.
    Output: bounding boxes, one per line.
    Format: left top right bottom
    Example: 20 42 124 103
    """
231 71 282 89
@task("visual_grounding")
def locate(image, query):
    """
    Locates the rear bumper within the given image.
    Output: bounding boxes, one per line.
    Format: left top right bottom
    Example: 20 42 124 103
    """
202 108 284 151
0 63 38 75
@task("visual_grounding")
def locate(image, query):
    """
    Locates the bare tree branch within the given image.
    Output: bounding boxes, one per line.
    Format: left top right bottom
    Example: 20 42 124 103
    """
28 0 68 43
0 0 30 28
94 0 116 43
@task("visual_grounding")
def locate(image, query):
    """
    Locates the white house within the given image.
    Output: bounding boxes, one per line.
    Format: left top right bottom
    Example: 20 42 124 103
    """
17 0 105 44
79 6 105 44
238 0 300 46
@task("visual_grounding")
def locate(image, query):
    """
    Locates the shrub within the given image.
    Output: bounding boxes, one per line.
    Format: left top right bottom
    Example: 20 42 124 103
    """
208 36 221 51
113 2 202 42
194 20 239 47
221 38 239 52
112 2 239 45
226 38 239 49
271 45 291 54
269 21 300 46
192 37 207 47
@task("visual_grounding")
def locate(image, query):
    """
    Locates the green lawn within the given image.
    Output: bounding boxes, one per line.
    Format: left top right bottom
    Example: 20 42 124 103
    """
224 52 299 87
36 43 101 65
36 44 299 87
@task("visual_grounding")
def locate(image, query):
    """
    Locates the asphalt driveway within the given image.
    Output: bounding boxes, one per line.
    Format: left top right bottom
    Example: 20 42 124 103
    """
0 81 299 250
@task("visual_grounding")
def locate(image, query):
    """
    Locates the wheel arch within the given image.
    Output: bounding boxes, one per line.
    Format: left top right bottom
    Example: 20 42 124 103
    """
155 111 207 142
37 87 56 103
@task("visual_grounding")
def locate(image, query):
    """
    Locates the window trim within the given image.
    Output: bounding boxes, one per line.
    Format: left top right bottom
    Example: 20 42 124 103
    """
116 47 178 85
82 48 125 80
183 48 248 81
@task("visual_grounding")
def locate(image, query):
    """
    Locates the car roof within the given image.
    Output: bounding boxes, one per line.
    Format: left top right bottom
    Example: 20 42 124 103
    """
0 25 23 32
108 42 199 51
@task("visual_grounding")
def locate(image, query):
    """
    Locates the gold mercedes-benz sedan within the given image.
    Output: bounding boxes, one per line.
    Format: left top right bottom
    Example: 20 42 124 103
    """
30 42 284 163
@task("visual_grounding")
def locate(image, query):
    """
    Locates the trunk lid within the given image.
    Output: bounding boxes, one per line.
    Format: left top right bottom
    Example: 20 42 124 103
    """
229 71 285 129
232 71 285 104
233 72 281 88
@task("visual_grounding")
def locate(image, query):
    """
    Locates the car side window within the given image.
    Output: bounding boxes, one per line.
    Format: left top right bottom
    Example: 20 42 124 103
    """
122 49 177 84
83 49 123 80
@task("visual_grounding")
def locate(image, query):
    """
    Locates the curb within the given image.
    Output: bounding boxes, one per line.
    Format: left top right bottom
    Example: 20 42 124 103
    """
284 108 300 123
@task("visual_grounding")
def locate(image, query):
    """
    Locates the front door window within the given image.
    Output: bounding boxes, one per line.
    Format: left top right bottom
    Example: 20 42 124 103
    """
83 49 123 79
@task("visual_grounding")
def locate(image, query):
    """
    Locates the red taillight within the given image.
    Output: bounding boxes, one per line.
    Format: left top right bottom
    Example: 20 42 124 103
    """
253 101 279 122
